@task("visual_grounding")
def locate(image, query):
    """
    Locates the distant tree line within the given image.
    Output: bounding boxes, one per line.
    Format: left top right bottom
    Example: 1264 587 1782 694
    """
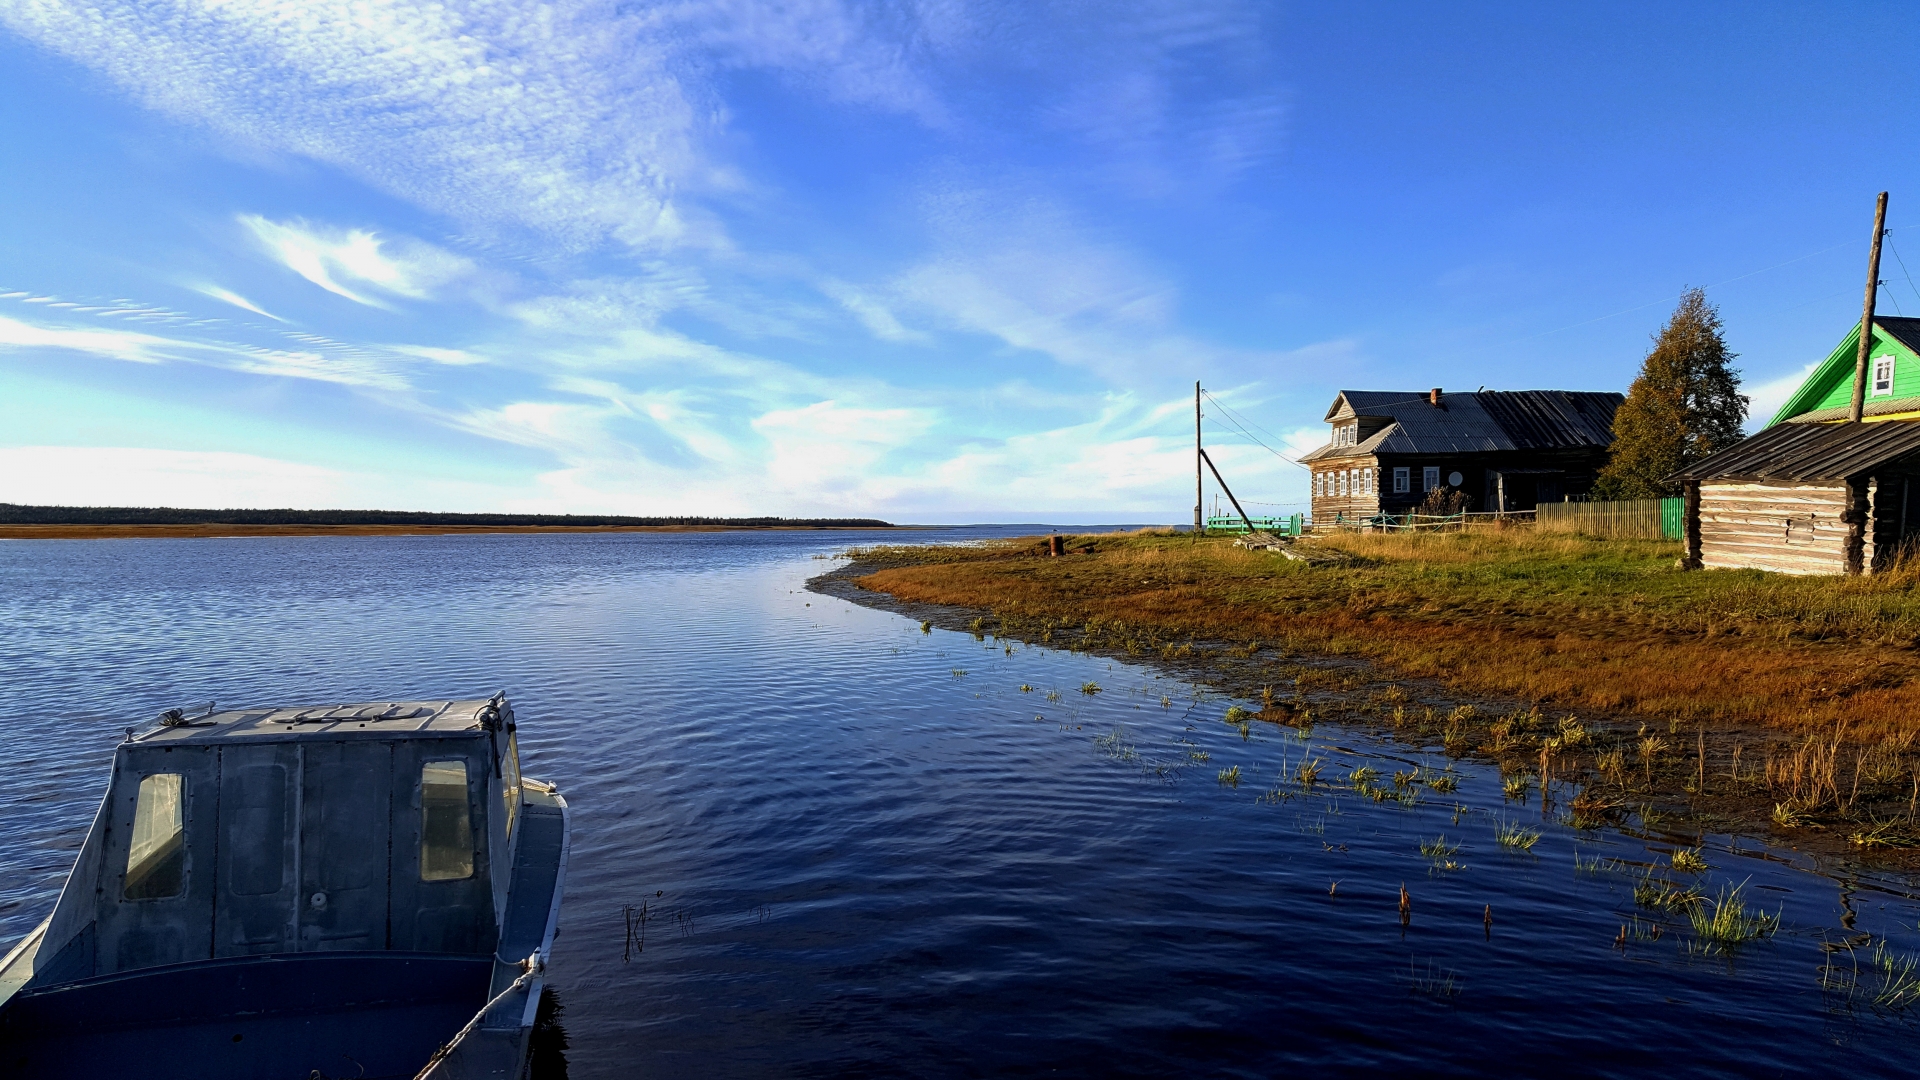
0 504 894 528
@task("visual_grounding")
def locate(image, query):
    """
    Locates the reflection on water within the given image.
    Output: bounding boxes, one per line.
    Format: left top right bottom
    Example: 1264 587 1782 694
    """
3 530 1920 1077
527 988 569 1080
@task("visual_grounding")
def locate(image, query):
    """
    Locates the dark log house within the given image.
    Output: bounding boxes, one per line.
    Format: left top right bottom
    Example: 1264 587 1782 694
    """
1300 388 1624 524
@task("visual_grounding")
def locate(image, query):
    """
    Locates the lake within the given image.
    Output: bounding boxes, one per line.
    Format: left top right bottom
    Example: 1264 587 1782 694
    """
3 530 1918 1078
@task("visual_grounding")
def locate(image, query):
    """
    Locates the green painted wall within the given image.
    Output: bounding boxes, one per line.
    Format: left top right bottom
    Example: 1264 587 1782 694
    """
1772 323 1920 425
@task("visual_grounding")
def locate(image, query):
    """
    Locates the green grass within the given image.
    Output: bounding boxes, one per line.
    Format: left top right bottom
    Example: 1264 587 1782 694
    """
1502 773 1532 802
1494 819 1541 851
1634 874 1704 911
1079 681 1102 695
1687 882 1780 946
1419 835 1461 859
1670 847 1709 873
1217 765 1242 788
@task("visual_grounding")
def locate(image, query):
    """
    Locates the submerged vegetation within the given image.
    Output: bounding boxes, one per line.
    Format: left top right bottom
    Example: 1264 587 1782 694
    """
837 528 1920 864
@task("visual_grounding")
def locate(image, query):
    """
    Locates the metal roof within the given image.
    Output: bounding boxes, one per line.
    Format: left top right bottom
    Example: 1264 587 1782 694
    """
1301 390 1622 462
133 696 506 744
1878 316 1920 357
1670 419 1920 483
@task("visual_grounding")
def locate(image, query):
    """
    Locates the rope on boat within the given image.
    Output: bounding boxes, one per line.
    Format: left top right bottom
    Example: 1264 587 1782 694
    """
412 953 541 1080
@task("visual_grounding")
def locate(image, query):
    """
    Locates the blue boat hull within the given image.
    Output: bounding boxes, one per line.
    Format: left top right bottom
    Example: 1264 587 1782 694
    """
0 951 491 1080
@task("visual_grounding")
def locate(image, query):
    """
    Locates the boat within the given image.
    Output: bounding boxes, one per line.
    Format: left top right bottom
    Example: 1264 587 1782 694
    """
0 693 569 1080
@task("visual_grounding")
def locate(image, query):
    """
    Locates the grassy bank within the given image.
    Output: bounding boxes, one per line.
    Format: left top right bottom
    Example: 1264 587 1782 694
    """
837 527 1920 858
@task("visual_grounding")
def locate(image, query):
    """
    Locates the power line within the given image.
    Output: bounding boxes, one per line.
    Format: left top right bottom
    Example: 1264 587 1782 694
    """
1201 389 1312 473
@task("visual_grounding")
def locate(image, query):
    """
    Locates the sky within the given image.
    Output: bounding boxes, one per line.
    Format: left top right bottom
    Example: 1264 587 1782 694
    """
0 2 1916 523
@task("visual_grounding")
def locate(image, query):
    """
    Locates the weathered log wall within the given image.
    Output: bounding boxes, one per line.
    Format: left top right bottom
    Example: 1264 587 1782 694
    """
1698 481 1851 575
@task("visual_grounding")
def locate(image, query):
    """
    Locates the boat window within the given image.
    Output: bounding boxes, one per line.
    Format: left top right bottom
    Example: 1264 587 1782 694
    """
421 760 475 881
502 734 522 841
125 773 185 900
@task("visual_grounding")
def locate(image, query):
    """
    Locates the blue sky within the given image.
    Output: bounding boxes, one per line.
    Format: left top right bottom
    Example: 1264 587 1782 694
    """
0 2 1916 522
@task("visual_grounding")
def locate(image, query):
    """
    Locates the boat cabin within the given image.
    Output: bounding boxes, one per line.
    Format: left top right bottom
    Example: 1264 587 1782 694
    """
0 695 568 1080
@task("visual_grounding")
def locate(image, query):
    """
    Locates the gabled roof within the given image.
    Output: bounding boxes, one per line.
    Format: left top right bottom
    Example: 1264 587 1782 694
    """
1771 317 1920 425
1300 390 1623 462
1670 419 1920 483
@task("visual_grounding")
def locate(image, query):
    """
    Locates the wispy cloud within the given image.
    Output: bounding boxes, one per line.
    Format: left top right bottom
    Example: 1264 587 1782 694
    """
190 283 286 321
240 216 471 307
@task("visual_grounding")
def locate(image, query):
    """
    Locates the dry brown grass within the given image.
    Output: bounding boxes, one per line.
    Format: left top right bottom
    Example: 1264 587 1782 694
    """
851 528 1920 743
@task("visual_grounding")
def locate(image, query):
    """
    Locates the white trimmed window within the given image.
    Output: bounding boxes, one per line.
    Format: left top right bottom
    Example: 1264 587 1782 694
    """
1873 355 1895 397
1423 466 1440 492
1393 467 1409 493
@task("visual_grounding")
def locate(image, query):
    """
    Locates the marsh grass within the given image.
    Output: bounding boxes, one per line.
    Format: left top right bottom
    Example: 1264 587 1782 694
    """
1218 765 1242 788
854 530 1920 749
1079 681 1102 695
1823 940 1920 1012
1687 882 1780 947
1494 819 1541 851
1418 835 1461 859
1634 874 1704 912
1409 959 1461 1001
1669 846 1710 873
1502 773 1533 802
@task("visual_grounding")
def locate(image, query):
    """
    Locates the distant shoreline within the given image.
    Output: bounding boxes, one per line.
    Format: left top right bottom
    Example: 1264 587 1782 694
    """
0 523 915 540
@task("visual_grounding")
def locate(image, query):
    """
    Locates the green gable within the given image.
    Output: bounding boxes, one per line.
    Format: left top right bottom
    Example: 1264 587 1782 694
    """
1771 318 1920 426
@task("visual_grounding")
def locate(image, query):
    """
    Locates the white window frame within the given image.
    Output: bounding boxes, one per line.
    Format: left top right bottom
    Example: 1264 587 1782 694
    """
1393 467 1409 494
1873 355 1895 397
1423 466 1440 492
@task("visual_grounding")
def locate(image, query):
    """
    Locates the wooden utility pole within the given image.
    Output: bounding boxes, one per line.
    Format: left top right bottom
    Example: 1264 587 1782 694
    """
1182 380 1198 534
1849 191 1890 423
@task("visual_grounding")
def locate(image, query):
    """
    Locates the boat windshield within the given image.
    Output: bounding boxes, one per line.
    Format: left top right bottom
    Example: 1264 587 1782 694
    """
421 760 475 881
502 733 521 840
125 773 185 899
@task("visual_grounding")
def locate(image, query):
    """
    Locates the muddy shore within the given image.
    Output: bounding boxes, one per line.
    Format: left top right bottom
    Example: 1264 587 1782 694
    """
810 552 1920 880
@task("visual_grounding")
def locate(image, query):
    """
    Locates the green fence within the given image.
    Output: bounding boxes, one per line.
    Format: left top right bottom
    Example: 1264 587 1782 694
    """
1535 498 1684 540
1206 514 1304 536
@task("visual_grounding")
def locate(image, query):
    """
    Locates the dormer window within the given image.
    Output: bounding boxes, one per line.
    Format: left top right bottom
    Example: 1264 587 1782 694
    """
1332 422 1358 447
1873 355 1895 397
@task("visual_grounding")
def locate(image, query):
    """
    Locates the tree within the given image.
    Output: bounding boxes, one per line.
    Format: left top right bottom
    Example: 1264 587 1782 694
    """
1594 288 1748 500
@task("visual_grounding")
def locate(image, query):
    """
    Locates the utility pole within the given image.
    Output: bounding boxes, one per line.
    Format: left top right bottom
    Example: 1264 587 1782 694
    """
1182 380 1198 534
1849 191 1890 423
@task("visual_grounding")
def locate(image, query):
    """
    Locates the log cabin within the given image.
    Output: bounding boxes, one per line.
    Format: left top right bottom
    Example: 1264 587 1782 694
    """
1299 388 1624 524
1672 316 1920 574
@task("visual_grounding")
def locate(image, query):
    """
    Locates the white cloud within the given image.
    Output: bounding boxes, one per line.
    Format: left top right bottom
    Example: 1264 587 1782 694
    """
0 307 412 390
0 313 174 363
0 446 351 508
385 344 485 366
1744 362 1819 430
240 216 471 307
0 1 710 249
818 279 927 343
751 399 936 495
191 283 285 321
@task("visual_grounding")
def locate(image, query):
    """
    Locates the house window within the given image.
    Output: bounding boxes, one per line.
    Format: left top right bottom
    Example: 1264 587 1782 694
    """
1393 467 1409 494
1874 355 1895 397
1423 466 1440 492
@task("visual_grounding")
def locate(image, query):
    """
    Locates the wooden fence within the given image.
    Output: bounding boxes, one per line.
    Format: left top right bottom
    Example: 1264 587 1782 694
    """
1535 498 1683 540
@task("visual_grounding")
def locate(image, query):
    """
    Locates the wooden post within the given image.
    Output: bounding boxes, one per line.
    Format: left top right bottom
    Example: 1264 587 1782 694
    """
1199 448 1259 534
1681 480 1702 570
1849 191 1890 423
1194 381 1204 537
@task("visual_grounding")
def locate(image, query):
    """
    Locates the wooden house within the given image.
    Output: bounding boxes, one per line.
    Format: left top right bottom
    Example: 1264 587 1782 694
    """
1299 388 1623 524
1673 317 1920 574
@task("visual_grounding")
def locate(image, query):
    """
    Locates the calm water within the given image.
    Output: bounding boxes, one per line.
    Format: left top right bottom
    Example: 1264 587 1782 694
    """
4 530 1920 1077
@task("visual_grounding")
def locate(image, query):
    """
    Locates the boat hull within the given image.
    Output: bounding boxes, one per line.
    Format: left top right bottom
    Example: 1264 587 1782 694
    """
0 951 491 1080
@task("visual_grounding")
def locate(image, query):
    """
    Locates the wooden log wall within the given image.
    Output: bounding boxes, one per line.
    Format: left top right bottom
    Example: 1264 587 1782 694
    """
1698 481 1851 575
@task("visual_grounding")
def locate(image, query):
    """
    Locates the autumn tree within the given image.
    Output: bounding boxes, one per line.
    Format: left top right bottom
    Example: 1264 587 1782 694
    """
1593 288 1747 499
